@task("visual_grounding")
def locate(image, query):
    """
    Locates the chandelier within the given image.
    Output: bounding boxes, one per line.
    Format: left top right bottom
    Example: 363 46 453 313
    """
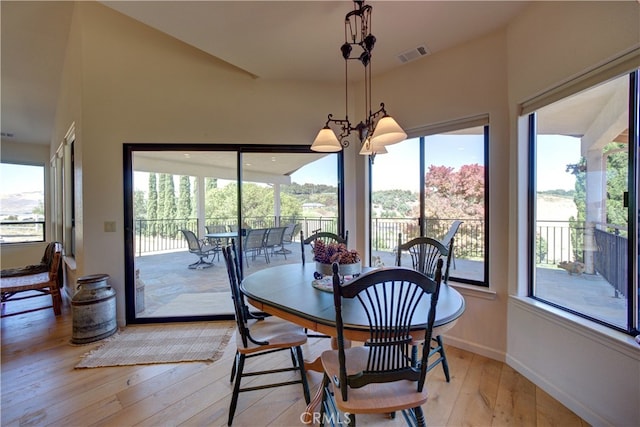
311 0 407 157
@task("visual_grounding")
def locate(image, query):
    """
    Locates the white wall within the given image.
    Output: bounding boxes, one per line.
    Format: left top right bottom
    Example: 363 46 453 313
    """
506 2 640 426
51 2 345 324
368 28 511 361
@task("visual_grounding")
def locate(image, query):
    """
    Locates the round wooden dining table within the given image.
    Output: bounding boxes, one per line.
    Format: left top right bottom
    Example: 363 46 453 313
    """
241 262 466 421
241 262 466 342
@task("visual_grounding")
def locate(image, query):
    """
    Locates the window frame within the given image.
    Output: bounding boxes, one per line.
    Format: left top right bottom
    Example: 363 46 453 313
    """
369 117 490 287
0 161 46 244
526 70 639 336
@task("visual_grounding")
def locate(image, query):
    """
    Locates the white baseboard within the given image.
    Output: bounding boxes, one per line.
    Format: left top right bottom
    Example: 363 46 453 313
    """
442 335 506 362
506 354 607 427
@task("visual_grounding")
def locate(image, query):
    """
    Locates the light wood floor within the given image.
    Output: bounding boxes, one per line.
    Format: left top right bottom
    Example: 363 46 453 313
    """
1 296 589 427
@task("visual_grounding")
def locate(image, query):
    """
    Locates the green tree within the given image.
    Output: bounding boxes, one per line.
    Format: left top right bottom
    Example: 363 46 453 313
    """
162 174 177 221
147 173 158 236
177 176 192 219
205 183 302 224
372 189 416 218
134 190 146 219
604 142 628 229
206 177 218 190
157 173 166 220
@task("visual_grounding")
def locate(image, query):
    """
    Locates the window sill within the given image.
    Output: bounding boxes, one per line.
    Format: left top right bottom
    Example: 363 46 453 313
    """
510 296 640 358
449 281 497 300
63 256 76 271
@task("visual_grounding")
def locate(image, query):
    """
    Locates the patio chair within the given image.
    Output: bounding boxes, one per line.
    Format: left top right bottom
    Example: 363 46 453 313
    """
0 242 63 317
441 220 463 270
205 224 229 247
243 228 268 267
263 227 287 261
222 245 310 426
300 230 349 265
396 234 453 382
274 223 301 255
319 260 443 427
180 229 219 269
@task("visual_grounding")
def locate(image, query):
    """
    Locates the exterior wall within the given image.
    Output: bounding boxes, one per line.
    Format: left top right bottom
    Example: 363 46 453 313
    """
506 2 640 426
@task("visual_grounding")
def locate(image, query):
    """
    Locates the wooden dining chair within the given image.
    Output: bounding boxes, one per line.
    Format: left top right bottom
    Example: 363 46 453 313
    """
221 245 310 426
319 260 444 427
396 234 453 382
300 230 349 265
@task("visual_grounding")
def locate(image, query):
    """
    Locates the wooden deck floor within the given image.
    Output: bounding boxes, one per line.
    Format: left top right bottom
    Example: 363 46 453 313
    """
1 298 588 426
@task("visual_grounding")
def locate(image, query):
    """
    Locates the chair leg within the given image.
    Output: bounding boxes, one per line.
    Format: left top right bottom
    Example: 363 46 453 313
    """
319 374 331 427
410 344 419 368
229 350 239 383
188 256 214 269
401 406 425 427
228 353 246 426
50 286 62 315
435 335 450 382
295 346 311 404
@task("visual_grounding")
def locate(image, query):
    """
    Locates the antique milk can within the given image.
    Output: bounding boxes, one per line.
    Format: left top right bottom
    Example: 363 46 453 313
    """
71 274 117 344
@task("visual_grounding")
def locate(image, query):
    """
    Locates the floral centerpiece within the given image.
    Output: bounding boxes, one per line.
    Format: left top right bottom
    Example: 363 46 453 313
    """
312 240 361 277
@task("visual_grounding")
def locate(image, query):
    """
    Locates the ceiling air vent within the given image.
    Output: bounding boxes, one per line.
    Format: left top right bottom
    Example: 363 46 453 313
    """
397 44 430 64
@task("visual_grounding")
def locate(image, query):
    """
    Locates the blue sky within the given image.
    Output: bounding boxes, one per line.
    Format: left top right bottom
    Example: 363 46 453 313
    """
3 133 580 198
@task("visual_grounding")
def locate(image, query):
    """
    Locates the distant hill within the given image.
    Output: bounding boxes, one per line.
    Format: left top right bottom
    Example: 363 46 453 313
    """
0 191 43 218
536 193 577 221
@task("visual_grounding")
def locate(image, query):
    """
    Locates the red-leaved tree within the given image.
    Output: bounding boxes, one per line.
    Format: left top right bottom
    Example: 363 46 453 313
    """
422 164 484 219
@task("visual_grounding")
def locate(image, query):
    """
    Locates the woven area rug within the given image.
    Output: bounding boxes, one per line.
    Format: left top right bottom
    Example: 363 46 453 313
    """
75 321 234 369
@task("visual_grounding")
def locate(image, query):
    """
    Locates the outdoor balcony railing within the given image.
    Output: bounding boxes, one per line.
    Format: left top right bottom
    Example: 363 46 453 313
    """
134 216 339 256
0 220 46 243
134 216 624 282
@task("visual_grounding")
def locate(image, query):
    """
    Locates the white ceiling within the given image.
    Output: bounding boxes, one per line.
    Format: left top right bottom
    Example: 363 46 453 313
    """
1 1 531 146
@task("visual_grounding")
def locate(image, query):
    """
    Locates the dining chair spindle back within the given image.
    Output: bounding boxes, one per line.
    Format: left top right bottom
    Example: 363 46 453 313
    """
221 245 311 426
396 234 453 381
319 260 444 427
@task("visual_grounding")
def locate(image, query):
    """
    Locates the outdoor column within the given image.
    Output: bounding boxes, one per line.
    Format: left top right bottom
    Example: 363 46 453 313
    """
196 175 206 236
583 148 605 274
580 84 628 274
273 183 281 227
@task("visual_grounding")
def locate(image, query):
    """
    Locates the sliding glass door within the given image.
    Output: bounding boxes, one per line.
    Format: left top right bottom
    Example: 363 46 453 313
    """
124 145 340 323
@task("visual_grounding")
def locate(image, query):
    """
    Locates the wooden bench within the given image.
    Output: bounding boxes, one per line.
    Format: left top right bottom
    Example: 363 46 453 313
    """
0 242 63 317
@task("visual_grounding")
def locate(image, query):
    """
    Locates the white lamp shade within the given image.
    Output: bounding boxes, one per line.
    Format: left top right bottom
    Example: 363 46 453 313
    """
370 115 407 146
311 127 342 152
359 138 388 155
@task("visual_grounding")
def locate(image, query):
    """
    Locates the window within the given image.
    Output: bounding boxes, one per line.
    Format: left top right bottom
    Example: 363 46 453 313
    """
371 119 489 286
528 71 638 333
0 163 46 243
